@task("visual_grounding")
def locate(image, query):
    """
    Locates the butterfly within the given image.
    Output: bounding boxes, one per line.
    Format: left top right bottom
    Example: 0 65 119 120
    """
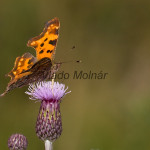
1 18 61 97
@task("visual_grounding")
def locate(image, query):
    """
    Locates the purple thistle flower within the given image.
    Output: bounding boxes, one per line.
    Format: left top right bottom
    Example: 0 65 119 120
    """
26 81 70 102
8 134 28 150
26 81 71 142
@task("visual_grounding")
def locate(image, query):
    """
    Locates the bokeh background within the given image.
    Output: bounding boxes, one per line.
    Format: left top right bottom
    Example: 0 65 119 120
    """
0 0 150 150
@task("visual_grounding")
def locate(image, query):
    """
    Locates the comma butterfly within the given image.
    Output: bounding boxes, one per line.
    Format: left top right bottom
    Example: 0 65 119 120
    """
1 18 61 97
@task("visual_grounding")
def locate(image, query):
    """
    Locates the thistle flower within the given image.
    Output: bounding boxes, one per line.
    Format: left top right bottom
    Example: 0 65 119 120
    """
26 81 70 149
7 134 28 150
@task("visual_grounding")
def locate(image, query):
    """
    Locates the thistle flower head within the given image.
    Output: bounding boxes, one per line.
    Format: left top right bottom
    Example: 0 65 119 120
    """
25 81 70 102
7 134 28 150
26 81 71 142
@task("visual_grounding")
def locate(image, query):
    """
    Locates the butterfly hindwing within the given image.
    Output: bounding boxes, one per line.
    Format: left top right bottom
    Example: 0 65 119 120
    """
6 52 37 82
0 52 37 96
27 17 60 61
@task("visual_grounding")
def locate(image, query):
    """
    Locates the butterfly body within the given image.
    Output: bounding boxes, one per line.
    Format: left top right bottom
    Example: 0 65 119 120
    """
1 18 60 97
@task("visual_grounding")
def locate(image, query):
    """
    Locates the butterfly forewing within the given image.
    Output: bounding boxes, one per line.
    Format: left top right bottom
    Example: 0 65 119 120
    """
27 18 60 61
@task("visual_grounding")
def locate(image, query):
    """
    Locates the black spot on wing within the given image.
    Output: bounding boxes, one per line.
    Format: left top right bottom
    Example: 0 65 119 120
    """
28 60 31 64
47 50 53 53
39 50 44 54
22 69 26 72
40 43 44 47
28 58 33 64
49 39 57 46
44 38 48 42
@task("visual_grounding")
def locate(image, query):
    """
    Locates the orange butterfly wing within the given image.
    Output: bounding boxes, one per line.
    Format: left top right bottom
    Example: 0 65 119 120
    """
6 52 36 83
27 17 60 61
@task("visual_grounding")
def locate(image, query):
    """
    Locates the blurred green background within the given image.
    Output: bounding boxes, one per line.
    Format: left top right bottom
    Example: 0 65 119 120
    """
0 0 150 150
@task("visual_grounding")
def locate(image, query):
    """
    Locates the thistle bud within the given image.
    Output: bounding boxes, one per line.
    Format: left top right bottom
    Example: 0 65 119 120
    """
8 134 28 150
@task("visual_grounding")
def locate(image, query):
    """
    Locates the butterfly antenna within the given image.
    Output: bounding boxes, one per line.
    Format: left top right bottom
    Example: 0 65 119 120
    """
55 60 82 64
71 45 76 50
55 45 81 66
58 45 76 59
